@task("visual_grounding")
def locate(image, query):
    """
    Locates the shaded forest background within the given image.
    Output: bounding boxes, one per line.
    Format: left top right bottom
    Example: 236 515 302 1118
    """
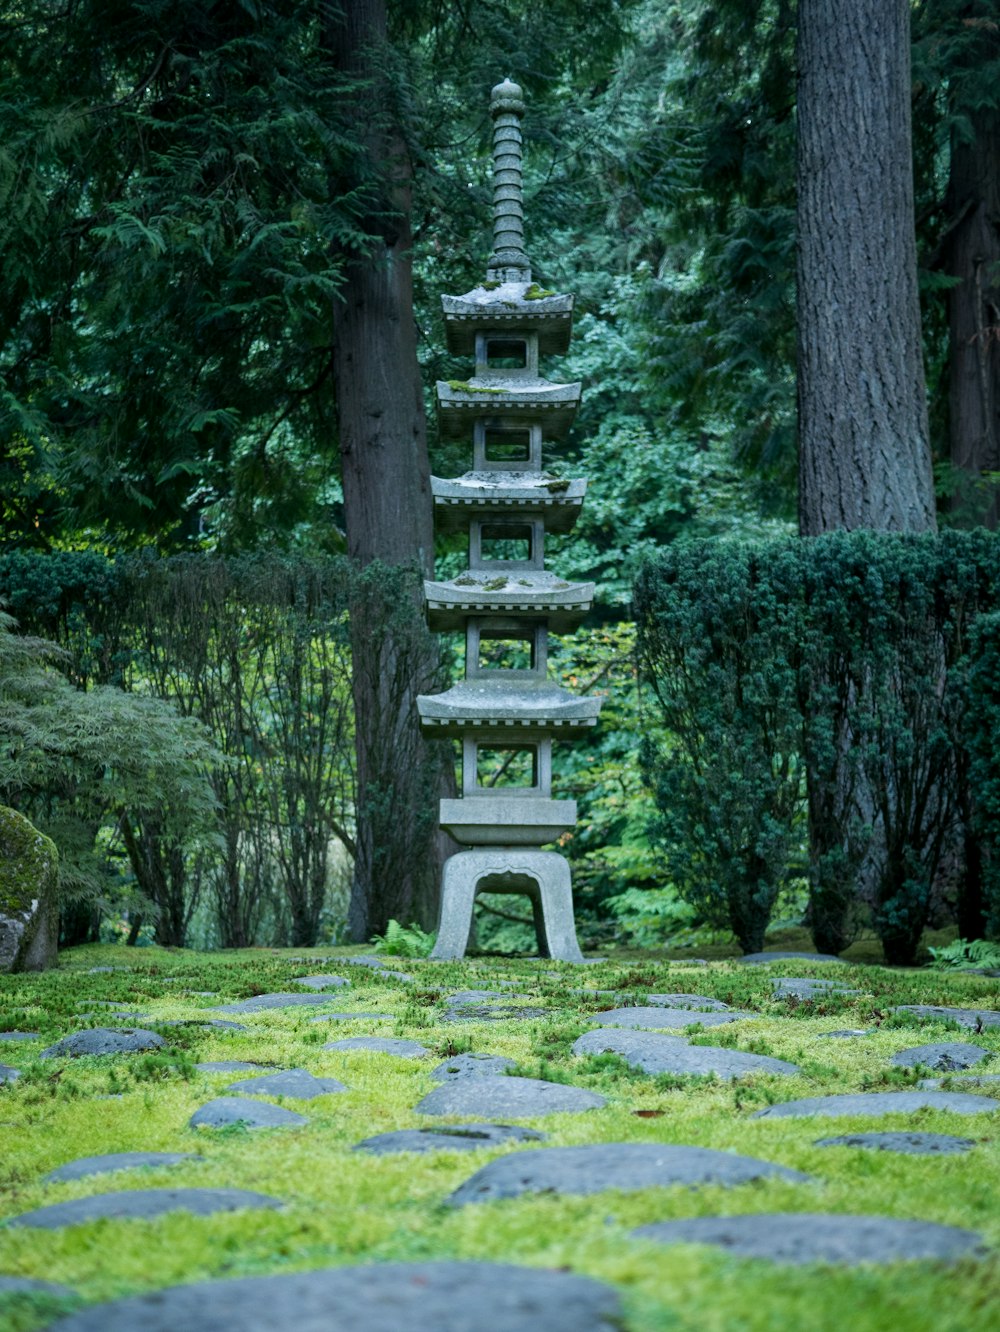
2 0 1000 961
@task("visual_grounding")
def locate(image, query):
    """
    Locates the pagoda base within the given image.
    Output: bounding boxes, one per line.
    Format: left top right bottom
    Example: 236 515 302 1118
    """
430 848 584 963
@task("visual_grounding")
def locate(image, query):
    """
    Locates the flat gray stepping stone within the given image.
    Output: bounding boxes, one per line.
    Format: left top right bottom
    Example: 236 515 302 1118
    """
446 990 524 1005
0 1276 76 1296
587 1006 753 1030
573 1029 800 1078
308 1011 392 1023
6 1188 282 1229
815 1132 975 1155
893 1005 1000 1029
753 1090 999 1118
323 1037 430 1057
40 1029 166 1058
0 1063 20 1084
646 994 731 1011
770 978 858 999
919 1074 1000 1089
45 1152 203 1182
189 1096 308 1129
291 975 351 990
0 1031 40 1041
447 1143 810 1206
225 1068 347 1099
739 951 844 964
74 1012 150 1025
418 1075 606 1118
819 1029 873 1038
355 1124 545 1155
346 955 388 969
442 1005 548 1023
44 1261 621 1332
891 1042 990 1071
211 993 339 1013
631 1214 985 1265
431 1053 517 1080
195 1061 270 1073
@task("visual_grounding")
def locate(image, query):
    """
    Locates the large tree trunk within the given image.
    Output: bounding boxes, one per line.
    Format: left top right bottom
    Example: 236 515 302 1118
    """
797 0 936 534
943 102 1000 529
323 0 449 941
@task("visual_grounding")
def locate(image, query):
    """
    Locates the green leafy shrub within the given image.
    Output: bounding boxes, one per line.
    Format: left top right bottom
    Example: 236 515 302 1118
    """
370 919 436 958
927 938 1000 971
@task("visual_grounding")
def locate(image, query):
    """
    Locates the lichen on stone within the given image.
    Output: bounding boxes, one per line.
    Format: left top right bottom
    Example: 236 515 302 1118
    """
0 806 58 915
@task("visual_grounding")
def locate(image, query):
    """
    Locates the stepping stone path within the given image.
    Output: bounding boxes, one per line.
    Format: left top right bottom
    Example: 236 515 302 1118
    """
573 1029 800 1078
893 1005 1000 1029
753 1090 1000 1118
417 1075 606 1118
44 1152 203 1183
6 1188 283 1229
447 1143 810 1206
631 1214 986 1265
919 1074 1000 1090
225 1068 347 1099
323 1037 430 1058
74 1012 149 1025
40 1029 166 1058
189 1097 308 1129
819 1029 873 1038
770 978 859 1000
442 1004 549 1023
890 1042 989 1071
0 1031 40 1041
739 951 845 964
586 1006 754 1029
291 975 351 990
0 1277 77 1297
195 1061 270 1073
815 1132 975 1155
431 1053 517 1080
355 1124 545 1155
0 1063 20 1084
46 1261 622 1332
210 993 343 1013
645 994 731 1010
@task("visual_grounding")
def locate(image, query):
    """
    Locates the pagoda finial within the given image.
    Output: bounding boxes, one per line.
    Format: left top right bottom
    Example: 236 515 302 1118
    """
487 77 531 283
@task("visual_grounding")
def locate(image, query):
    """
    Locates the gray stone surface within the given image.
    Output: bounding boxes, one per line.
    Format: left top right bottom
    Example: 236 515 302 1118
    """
46 1261 622 1332
819 1029 873 1039
44 1152 203 1182
0 1030 40 1041
448 1143 810 1206
0 1063 20 1084
573 1028 800 1078
815 1132 975 1155
74 1012 150 1025
417 1075 606 1118
446 990 524 1005
291 975 351 990
738 951 844 964
211 993 340 1013
893 1005 1000 1029
345 955 389 969
185 1019 247 1032
323 1037 430 1058
441 1004 549 1023
308 1011 393 1023
195 1061 270 1073
890 1042 990 1071
225 1068 347 1099
645 994 731 1011
355 1123 545 1155
431 1053 517 1080
7 1189 283 1230
753 1090 1000 1118
40 1028 166 1058
586 1006 753 1030
189 1096 308 1129
770 978 859 1000
631 1214 986 1265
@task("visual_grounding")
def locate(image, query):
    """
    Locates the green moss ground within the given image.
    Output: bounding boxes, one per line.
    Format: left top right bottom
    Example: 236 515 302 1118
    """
1 944 998 1330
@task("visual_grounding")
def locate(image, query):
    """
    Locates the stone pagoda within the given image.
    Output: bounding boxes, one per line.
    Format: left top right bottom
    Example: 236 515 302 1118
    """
417 78 601 962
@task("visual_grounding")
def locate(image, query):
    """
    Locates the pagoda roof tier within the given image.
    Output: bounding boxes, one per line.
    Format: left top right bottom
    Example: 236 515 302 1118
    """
417 680 602 735
441 282 573 356
424 571 594 632
436 378 580 440
431 473 586 534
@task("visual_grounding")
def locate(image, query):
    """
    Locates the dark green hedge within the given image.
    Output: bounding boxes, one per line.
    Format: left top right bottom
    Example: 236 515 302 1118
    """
635 529 1000 961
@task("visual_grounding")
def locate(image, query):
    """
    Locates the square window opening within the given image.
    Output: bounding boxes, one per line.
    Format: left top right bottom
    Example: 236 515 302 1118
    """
476 745 538 789
485 338 527 370
480 523 533 563
484 428 531 463
477 632 536 672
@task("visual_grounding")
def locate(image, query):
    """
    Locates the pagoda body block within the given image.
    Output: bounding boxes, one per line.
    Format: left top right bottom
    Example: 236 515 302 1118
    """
417 79 601 962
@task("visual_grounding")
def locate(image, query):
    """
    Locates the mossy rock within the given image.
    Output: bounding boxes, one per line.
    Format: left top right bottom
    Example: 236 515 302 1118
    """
0 805 59 972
